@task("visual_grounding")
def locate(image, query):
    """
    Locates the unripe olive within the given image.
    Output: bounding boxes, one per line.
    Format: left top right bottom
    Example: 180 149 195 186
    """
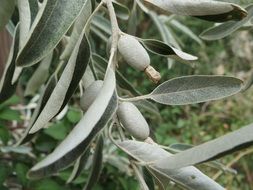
80 80 103 112
117 102 150 140
118 34 150 71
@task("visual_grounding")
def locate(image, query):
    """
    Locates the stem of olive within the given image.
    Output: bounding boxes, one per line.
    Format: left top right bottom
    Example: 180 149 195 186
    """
104 0 120 70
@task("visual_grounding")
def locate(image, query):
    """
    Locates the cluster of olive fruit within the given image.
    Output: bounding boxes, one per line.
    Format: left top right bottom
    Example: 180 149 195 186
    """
81 33 157 141
81 79 150 141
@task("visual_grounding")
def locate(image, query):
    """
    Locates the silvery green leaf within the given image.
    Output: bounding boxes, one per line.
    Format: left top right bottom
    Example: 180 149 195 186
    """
29 29 90 134
18 0 31 48
1 146 31 154
91 26 110 42
127 2 138 35
118 140 224 190
11 0 32 84
144 0 247 22
170 19 203 46
0 0 15 31
149 12 180 68
155 123 253 170
152 13 180 49
0 24 19 103
24 51 53 96
147 75 243 105
60 0 92 60
200 4 253 40
16 75 58 145
16 0 87 67
140 39 198 63
67 146 91 183
91 15 112 35
83 135 103 190
169 143 236 174
112 1 130 20
28 69 117 178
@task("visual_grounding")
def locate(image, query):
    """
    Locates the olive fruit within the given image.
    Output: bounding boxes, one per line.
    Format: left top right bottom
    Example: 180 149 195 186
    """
117 102 150 140
80 80 103 112
117 34 161 83
118 34 150 71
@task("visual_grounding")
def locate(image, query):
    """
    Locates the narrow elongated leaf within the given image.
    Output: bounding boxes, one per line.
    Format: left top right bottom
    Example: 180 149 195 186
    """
118 140 224 190
168 143 236 174
144 0 247 22
16 75 58 145
155 123 253 170
83 135 103 190
67 147 91 183
149 12 180 68
28 0 39 24
28 69 117 178
170 19 203 46
91 15 112 35
112 1 130 20
24 51 53 96
147 75 243 105
16 0 87 67
141 39 198 62
29 29 90 134
11 0 32 84
60 0 92 60
0 0 15 31
18 0 31 48
200 4 253 40
0 24 19 103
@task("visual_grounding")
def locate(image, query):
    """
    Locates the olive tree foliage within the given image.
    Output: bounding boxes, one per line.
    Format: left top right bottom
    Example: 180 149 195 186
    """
0 0 253 189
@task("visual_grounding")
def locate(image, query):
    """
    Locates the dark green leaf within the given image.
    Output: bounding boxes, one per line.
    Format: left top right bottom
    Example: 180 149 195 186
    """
0 163 10 185
83 135 103 190
0 108 20 121
67 109 82 124
15 163 29 186
155 123 253 170
16 0 88 67
0 24 19 103
0 126 10 145
28 0 39 24
35 179 63 190
67 147 90 183
140 39 197 63
44 122 69 140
